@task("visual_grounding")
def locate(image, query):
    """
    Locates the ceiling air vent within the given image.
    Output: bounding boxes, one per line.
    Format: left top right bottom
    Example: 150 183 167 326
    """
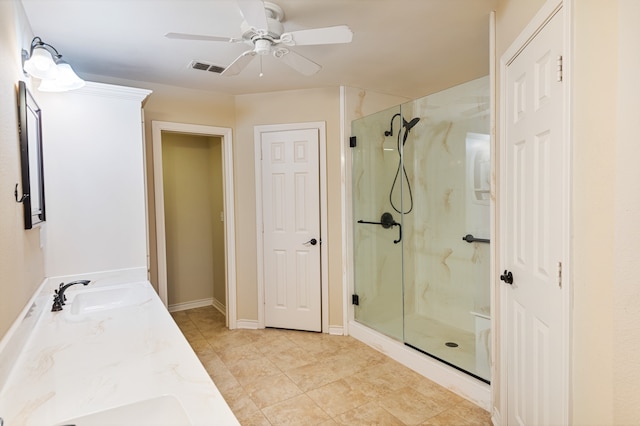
188 60 225 74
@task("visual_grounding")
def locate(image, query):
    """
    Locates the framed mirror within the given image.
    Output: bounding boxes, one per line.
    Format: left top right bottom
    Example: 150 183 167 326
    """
17 81 46 229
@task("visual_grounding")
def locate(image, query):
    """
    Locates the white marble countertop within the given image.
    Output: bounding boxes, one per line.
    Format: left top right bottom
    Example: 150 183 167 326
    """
0 274 239 425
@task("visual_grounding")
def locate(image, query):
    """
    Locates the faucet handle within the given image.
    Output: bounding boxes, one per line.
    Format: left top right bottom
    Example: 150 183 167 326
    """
52 292 63 312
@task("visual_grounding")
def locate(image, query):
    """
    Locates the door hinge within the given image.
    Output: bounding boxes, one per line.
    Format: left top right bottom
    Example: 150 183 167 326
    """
349 136 357 148
558 261 563 288
352 294 359 305
557 55 563 82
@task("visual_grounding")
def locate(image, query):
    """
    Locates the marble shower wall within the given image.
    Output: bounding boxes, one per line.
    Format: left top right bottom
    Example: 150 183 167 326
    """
404 76 490 333
352 76 490 336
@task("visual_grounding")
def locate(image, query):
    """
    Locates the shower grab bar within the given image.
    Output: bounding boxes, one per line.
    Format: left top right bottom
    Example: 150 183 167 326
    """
357 219 402 244
462 234 490 244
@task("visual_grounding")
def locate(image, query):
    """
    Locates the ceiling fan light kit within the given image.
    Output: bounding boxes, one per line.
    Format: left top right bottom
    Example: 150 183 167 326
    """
165 0 353 77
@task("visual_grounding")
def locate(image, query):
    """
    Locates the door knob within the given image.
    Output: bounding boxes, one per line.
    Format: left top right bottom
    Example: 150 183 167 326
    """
304 238 318 246
500 270 514 285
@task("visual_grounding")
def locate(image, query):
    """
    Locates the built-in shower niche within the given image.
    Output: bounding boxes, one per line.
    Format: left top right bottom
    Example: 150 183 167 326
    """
352 76 491 383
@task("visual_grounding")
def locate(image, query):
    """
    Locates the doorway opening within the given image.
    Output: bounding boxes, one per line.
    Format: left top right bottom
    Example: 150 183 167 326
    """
152 121 237 329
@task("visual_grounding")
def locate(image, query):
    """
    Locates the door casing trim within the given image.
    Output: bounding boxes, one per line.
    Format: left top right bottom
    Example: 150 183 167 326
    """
254 122 329 332
152 121 237 329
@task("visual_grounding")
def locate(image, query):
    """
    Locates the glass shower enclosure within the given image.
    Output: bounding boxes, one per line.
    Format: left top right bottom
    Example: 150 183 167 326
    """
352 77 491 382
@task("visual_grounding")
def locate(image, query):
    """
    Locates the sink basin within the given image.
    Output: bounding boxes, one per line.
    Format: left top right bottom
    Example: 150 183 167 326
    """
55 395 191 425
70 283 153 315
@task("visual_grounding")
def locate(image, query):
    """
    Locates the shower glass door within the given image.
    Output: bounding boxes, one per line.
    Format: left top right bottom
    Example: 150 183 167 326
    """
351 76 491 383
401 78 491 383
352 105 404 341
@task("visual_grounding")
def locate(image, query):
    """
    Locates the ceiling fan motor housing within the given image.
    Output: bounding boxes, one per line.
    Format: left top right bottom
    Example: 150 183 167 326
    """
255 39 271 55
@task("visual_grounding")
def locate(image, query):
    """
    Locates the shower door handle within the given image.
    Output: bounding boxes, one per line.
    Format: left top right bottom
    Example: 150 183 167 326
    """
357 219 402 244
462 234 490 244
393 222 402 244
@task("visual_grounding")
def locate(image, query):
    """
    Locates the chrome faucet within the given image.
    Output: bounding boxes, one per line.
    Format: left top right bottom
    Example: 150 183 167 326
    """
51 280 90 312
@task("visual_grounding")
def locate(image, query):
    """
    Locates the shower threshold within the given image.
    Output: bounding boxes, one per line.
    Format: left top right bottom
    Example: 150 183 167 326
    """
404 342 490 384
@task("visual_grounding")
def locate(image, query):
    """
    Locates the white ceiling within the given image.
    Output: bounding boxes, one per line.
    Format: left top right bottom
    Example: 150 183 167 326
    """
21 0 496 99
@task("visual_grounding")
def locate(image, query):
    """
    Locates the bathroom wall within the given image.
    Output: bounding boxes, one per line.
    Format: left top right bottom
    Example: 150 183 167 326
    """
0 0 44 341
209 137 226 309
613 3 640 422
161 132 225 308
234 87 342 326
138 82 236 293
572 1 640 424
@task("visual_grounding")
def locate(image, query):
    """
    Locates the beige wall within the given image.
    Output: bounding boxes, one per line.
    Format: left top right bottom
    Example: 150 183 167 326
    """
234 87 342 324
139 83 236 291
613 3 640 422
0 0 45 339
574 1 640 424
210 138 226 308
162 133 224 306
572 2 616 423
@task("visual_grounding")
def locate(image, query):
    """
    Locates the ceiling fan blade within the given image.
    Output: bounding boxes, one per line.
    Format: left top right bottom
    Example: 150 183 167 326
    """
236 0 268 31
164 32 242 43
277 49 321 76
221 50 257 76
281 25 353 46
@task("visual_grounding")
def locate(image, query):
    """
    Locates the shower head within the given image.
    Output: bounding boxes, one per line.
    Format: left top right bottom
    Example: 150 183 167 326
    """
401 117 420 144
384 114 420 137
403 117 420 132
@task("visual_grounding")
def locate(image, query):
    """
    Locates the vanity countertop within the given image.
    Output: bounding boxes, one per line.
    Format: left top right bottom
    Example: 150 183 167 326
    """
0 276 239 425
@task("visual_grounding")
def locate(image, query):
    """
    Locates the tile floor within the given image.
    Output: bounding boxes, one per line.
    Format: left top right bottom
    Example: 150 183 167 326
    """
172 306 492 425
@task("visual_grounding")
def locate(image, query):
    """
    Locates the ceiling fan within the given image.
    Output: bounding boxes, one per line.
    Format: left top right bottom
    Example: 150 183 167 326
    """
165 0 353 77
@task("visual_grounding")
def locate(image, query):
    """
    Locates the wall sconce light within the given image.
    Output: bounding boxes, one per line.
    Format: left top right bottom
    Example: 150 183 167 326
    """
22 36 85 92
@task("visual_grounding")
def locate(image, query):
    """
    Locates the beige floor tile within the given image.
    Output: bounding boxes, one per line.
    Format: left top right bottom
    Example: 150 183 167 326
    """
238 409 272 426
285 358 354 392
409 376 463 409
215 342 262 367
228 356 281 387
208 330 257 351
306 378 373 417
187 338 212 355
242 372 303 409
421 409 472 425
444 400 492 425
335 401 404 426
176 306 491 426
378 386 450 425
261 394 331 425
220 383 261 422
265 344 318 371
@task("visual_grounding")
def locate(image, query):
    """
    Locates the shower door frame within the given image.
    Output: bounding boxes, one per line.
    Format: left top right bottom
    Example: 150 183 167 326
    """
344 84 493 409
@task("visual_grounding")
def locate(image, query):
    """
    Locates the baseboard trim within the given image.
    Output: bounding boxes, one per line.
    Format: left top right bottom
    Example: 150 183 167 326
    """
168 298 213 313
236 319 259 330
212 298 226 315
328 326 344 336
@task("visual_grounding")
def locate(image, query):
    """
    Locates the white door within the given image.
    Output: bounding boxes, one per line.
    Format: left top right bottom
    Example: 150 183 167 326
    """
261 128 322 332
501 7 566 425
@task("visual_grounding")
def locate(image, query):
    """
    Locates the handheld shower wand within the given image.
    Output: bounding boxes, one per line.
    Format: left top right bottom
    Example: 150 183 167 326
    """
384 114 421 214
